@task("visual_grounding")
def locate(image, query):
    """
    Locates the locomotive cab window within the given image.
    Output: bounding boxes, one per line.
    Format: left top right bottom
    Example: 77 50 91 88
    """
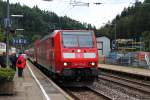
62 31 94 48
62 35 78 47
78 35 93 47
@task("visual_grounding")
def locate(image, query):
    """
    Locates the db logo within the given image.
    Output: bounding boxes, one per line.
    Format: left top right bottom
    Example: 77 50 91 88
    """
75 53 83 58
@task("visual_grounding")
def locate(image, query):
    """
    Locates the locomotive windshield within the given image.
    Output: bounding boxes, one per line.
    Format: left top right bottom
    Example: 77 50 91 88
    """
62 31 94 48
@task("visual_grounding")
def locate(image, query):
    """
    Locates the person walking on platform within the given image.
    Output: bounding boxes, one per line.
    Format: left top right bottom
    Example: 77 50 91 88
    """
9 53 18 70
16 54 26 77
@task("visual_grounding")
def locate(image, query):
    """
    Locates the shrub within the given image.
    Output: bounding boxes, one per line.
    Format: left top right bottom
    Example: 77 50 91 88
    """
0 68 15 81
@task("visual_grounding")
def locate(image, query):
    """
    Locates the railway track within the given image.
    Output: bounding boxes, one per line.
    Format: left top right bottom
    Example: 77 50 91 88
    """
100 72 150 93
30 59 150 99
30 60 111 100
96 72 150 100
64 87 111 100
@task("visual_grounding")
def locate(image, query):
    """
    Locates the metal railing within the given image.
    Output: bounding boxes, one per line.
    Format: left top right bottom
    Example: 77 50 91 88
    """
99 52 150 69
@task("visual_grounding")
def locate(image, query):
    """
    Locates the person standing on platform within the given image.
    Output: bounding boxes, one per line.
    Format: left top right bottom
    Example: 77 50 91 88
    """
16 53 26 77
0 53 3 67
0 52 6 68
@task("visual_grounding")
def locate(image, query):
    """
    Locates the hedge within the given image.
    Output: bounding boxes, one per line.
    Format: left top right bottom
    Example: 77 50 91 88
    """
0 68 15 81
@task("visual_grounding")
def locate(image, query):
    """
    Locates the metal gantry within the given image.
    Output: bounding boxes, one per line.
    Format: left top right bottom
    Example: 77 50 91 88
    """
69 0 102 7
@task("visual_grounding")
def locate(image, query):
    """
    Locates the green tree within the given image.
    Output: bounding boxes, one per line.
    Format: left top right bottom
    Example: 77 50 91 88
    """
0 26 5 42
142 31 150 52
0 34 5 42
0 1 96 46
144 0 150 3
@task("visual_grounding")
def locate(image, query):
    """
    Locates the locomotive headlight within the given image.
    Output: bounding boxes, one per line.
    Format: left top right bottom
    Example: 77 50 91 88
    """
91 62 95 66
64 62 68 66
77 49 81 53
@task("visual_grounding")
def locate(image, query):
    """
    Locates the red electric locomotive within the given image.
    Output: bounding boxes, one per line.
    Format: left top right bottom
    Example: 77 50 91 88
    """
34 30 98 81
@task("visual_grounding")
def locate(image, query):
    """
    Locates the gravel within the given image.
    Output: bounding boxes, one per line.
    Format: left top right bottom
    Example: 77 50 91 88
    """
88 78 150 100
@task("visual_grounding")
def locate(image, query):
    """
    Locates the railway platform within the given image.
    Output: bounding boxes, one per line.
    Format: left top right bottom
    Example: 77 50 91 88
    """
0 61 73 100
98 64 150 78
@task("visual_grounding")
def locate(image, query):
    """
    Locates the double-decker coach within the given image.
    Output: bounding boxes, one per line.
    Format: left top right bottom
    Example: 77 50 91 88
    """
34 30 98 81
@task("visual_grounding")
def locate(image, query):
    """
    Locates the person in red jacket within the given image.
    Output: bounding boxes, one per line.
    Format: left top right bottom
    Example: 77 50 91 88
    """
16 54 26 77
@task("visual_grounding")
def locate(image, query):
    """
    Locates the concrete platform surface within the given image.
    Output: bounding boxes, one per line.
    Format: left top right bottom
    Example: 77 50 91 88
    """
99 64 150 77
0 66 45 100
0 61 73 100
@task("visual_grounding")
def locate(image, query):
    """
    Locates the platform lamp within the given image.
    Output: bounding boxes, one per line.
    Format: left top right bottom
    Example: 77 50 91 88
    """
11 14 24 35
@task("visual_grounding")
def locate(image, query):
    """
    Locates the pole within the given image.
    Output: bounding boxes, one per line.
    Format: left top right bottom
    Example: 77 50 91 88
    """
149 40 150 52
140 37 141 51
6 0 10 67
115 23 117 41
114 23 117 50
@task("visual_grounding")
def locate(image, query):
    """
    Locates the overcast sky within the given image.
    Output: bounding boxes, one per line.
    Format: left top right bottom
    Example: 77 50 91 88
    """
3 0 144 28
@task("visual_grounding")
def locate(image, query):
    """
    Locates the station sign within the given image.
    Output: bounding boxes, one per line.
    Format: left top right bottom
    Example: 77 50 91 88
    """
13 38 27 45
4 18 12 28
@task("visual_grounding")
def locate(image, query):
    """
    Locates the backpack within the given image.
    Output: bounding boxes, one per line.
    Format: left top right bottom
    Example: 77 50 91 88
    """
17 59 22 65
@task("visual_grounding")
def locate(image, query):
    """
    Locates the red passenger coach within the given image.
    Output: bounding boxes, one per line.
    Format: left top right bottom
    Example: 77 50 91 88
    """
34 30 98 80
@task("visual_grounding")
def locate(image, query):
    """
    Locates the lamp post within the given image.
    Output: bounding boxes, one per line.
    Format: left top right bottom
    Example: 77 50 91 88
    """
5 2 23 67
6 0 10 68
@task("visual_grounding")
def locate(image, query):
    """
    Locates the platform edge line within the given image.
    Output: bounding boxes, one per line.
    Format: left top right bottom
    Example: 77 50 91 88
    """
27 63 51 100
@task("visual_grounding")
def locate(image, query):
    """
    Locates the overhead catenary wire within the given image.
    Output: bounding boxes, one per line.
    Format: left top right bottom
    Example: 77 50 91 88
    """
49 0 139 29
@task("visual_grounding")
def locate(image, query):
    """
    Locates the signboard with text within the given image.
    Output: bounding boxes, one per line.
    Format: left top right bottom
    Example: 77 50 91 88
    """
13 38 27 45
